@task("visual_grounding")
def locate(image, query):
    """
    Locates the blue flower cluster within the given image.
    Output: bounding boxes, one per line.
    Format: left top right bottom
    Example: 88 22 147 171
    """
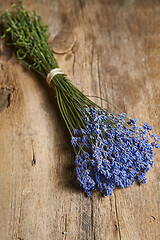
71 108 160 197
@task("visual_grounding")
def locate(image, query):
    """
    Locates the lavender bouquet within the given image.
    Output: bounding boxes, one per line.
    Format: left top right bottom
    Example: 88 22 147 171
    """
1 5 159 197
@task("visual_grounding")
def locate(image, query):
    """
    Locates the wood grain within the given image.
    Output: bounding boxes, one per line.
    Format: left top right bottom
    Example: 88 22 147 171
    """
0 0 160 239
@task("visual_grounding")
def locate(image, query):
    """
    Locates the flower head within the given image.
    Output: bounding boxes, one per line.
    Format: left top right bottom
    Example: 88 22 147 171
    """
71 108 159 196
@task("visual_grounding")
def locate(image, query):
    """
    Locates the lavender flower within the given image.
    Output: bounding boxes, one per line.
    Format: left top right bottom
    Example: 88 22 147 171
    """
71 108 159 197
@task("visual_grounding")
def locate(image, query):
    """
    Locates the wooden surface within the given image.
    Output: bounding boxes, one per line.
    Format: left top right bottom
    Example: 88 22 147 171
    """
0 0 160 239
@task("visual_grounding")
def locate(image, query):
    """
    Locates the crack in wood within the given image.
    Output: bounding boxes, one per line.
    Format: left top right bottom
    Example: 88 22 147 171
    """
72 51 76 77
15 192 24 240
16 237 24 240
151 215 156 221
18 194 22 226
109 196 113 214
62 215 68 239
70 39 77 78
91 197 95 240
31 145 36 166
79 0 84 12
114 192 121 240
0 86 15 111
32 153 36 166
93 231 96 240
91 36 94 83
97 53 103 107
64 215 68 240
78 0 85 20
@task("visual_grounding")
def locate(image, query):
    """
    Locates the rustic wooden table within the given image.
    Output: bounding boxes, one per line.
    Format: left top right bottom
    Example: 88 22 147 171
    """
0 0 160 239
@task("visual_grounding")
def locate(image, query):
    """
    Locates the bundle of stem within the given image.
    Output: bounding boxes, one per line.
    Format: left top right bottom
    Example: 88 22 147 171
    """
1 5 114 136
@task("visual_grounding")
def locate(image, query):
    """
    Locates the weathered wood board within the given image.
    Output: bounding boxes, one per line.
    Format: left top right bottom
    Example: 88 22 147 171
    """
0 0 160 239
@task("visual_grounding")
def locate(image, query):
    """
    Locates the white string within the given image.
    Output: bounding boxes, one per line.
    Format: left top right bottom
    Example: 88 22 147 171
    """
46 68 64 85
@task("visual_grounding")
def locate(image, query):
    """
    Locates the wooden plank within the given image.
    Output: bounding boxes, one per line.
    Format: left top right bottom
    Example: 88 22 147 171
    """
0 0 159 239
